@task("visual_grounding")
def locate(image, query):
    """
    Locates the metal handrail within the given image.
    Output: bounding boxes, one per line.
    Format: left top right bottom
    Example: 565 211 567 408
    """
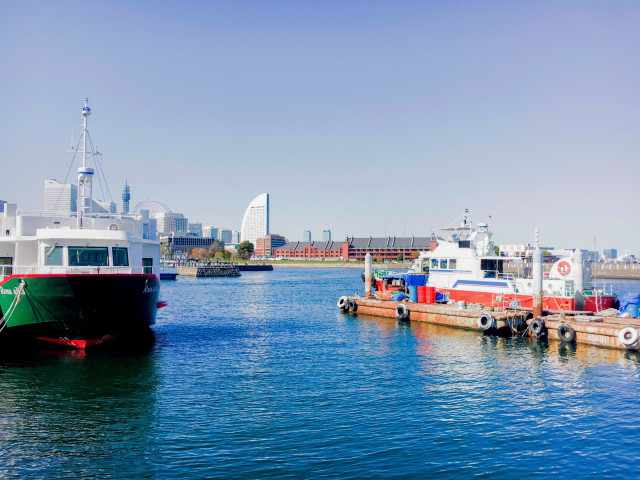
0 264 158 279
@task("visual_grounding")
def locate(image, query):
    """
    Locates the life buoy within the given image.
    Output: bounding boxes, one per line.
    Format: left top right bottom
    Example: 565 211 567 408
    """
477 312 496 331
348 299 358 312
557 261 571 276
618 327 639 347
395 303 409 320
530 317 547 336
337 296 348 310
557 323 576 343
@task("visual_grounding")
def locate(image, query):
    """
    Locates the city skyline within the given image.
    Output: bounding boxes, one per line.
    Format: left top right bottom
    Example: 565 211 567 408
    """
2 2 639 252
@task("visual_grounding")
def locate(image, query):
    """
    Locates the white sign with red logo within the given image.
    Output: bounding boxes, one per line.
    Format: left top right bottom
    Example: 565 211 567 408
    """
557 260 571 276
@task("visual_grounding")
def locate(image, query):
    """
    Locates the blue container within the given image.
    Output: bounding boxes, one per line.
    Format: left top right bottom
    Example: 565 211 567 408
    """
408 285 418 302
621 294 640 317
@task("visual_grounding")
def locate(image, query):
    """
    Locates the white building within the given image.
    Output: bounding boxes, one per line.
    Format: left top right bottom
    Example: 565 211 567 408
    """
44 179 77 216
240 193 269 245
231 230 240 244
322 229 332 242
302 230 311 242
154 211 188 235
203 226 218 239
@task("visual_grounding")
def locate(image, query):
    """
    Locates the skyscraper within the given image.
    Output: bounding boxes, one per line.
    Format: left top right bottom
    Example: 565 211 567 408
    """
302 230 311 242
240 193 269 245
44 179 77 216
122 181 131 214
322 229 332 242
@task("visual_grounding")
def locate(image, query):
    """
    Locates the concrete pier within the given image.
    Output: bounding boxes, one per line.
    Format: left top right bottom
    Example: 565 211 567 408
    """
342 297 640 352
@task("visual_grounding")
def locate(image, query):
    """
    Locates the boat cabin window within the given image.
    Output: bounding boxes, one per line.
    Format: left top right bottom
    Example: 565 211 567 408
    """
69 247 109 267
113 247 129 267
45 246 63 266
431 259 438 269
449 259 456 269
459 240 470 248
0 257 12 276
440 259 447 269
480 259 504 278
143 258 153 274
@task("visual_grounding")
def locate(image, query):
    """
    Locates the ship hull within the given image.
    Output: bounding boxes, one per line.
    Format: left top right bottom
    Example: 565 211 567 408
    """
439 288 615 312
0 274 160 348
373 279 616 312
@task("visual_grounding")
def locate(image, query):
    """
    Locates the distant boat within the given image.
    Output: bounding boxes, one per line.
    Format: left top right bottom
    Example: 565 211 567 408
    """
0 100 165 349
160 260 178 280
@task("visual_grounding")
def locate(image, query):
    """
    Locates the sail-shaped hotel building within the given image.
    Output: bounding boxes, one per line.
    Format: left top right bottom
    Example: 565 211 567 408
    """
240 193 269 245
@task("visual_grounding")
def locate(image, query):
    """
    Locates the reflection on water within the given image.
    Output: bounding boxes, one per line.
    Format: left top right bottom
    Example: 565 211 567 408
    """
0 271 639 479
0 340 159 478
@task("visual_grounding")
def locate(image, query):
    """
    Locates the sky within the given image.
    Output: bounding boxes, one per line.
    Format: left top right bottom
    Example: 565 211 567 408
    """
1 1 639 252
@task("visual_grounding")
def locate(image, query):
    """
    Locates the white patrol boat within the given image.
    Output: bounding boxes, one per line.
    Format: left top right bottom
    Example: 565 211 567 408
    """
391 214 617 312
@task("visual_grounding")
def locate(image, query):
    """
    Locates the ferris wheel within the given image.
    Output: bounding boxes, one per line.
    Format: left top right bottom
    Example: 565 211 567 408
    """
132 198 175 232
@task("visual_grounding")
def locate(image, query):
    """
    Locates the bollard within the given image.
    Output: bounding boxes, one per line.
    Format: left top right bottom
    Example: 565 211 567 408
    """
573 249 584 311
365 253 372 298
532 229 543 318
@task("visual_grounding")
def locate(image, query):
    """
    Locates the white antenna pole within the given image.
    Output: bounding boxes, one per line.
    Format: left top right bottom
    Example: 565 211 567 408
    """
76 98 95 228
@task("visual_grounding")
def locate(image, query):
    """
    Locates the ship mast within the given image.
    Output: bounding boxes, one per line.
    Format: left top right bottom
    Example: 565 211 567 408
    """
76 99 95 227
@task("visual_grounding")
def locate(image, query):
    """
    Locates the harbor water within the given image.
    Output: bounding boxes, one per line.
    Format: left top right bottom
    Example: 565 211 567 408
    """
1 269 640 478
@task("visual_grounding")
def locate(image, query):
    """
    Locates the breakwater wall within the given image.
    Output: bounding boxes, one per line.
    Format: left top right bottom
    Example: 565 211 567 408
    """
236 264 274 272
177 266 240 277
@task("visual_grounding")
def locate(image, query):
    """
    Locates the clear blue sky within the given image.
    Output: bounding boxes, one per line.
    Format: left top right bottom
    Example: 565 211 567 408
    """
1 1 639 252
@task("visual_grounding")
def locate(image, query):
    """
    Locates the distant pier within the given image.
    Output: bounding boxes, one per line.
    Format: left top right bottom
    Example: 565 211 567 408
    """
177 264 240 277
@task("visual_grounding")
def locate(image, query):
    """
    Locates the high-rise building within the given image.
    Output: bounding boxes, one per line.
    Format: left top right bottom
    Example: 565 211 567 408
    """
203 226 219 239
122 181 131 214
44 179 77 216
154 211 188 235
603 248 618 261
231 230 240 244
218 228 232 244
322 229 332 242
187 222 203 237
302 230 311 242
240 193 269 245
93 199 116 214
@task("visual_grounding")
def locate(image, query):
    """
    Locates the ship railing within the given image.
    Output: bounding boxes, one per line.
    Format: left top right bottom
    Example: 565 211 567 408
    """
496 273 516 281
0 265 159 280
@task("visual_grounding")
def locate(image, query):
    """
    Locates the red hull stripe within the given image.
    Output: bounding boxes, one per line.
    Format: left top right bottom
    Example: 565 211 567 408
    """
36 335 118 349
157 301 168 308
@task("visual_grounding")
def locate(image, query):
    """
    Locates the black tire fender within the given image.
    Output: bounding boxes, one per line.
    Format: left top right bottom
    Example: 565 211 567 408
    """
557 323 576 343
395 303 409 320
530 317 546 336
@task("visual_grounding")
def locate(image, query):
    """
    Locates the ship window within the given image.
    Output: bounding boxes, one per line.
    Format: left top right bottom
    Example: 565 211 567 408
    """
143 258 153 274
449 259 456 269
0 257 12 276
440 259 447 268
431 259 438 268
68 247 109 266
113 247 129 267
45 246 63 266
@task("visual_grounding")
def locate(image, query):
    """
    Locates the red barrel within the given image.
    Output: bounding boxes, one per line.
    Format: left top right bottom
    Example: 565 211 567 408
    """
424 286 436 304
417 286 427 303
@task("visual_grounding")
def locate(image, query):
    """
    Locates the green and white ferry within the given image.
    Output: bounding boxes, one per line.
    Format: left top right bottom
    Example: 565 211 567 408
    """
0 100 164 349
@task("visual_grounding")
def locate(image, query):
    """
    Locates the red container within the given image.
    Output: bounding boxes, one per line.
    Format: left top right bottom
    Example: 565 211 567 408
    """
417 286 427 303
424 286 436 304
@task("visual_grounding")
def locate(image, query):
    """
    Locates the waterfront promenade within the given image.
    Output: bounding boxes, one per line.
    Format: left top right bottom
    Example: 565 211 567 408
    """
246 260 640 279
